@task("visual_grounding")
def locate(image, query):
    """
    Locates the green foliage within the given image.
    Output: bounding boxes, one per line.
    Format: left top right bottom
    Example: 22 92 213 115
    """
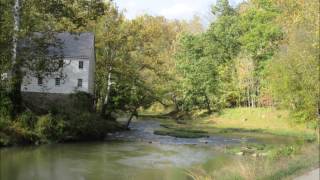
16 110 37 129
0 90 13 146
205 1 242 107
108 80 154 113
62 112 113 141
238 2 282 62
266 0 319 124
35 114 65 142
45 92 116 141
0 92 120 146
4 116 40 145
211 0 236 16
0 0 13 74
269 145 299 160
95 13 184 116
0 90 12 121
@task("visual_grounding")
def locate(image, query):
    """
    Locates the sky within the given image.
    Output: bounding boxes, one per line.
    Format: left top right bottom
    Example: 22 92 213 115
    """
114 0 244 21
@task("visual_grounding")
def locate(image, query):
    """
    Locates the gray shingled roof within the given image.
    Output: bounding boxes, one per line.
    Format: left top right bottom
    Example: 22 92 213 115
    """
54 32 94 59
19 32 94 59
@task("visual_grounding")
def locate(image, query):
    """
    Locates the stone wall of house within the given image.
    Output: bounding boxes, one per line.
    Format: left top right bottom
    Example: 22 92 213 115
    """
22 92 94 114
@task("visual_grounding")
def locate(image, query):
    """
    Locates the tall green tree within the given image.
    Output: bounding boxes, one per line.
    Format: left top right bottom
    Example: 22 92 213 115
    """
175 34 220 113
267 0 319 124
237 0 283 107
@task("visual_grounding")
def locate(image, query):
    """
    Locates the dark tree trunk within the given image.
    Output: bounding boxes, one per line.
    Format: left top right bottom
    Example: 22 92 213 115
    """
204 93 212 114
101 103 107 117
172 94 180 112
10 72 23 116
126 109 137 129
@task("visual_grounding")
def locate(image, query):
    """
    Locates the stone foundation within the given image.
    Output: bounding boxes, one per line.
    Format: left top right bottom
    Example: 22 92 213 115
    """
22 92 93 114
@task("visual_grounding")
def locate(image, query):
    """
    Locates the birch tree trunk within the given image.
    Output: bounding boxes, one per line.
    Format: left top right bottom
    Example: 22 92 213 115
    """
101 48 114 116
12 0 20 67
104 65 112 106
11 0 22 115
247 87 250 107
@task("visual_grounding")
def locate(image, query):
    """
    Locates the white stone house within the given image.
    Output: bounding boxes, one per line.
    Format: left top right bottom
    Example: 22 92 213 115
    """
21 32 95 95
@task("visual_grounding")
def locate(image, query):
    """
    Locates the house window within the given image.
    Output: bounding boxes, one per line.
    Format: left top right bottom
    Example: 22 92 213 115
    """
55 78 60 86
77 79 83 87
59 60 64 68
79 61 83 69
38 77 43 86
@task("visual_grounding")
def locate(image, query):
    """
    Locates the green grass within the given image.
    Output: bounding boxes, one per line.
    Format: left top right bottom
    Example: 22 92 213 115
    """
153 108 316 142
186 143 319 180
203 108 313 135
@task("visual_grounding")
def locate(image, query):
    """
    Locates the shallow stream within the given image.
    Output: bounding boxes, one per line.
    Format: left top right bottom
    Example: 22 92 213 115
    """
0 119 278 180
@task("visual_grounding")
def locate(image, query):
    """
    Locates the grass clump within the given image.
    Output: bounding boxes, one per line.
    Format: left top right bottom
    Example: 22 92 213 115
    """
154 128 208 138
186 143 319 180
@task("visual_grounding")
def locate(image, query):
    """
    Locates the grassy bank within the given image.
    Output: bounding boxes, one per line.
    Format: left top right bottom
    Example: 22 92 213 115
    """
151 107 319 179
154 108 316 141
187 143 319 180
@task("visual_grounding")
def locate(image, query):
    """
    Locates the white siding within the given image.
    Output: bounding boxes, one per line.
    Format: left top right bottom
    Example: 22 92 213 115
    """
21 58 93 94
88 47 95 94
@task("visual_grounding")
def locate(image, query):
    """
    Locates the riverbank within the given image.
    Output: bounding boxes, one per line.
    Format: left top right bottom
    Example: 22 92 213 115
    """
0 108 318 180
186 143 319 180
146 107 319 179
153 108 316 141
0 112 122 147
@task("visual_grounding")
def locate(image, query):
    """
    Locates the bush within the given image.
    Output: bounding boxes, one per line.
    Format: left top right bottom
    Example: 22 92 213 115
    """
269 145 300 160
1 110 39 146
62 112 110 141
0 90 12 131
36 111 113 143
35 114 65 143
0 116 11 146
17 110 38 129
5 121 39 145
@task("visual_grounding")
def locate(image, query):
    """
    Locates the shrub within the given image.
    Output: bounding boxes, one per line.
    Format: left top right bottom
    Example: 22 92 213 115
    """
17 110 38 129
0 90 12 130
269 145 300 160
5 121 39 145
0 116 11 146
35 114 65 142
62 112 109 141
1 110 39 146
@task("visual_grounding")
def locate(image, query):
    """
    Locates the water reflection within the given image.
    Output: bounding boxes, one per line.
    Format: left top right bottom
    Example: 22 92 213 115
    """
0 142 227 180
